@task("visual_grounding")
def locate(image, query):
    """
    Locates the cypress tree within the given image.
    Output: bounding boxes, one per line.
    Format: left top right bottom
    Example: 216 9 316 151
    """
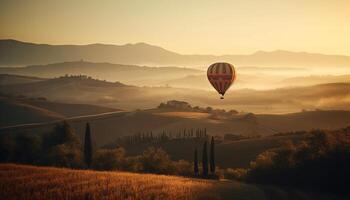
194 148 199 176
210 136 216 174
202 141 208 177
84 123 93 168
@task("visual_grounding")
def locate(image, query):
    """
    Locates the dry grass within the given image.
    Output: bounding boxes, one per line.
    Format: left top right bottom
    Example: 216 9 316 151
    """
0 164 339 200
0 164 217 200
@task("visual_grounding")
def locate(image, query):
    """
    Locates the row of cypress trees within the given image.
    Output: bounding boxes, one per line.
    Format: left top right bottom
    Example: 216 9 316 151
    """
115 128 208 146
84 122 216 178
194 136 215 177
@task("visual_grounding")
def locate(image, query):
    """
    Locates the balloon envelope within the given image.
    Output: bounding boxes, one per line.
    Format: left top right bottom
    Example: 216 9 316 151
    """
207 62 236 98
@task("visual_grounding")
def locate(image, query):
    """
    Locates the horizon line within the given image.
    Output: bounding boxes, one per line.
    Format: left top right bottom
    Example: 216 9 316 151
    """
1 37 350 57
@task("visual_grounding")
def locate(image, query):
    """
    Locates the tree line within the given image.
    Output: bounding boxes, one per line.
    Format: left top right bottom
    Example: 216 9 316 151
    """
111 128 208 146
245 128 350 195
0 121 218 179
84 123 217 178
2 119 349 195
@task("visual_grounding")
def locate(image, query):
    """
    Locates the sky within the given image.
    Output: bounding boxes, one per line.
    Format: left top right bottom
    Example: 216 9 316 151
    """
1 0 350 55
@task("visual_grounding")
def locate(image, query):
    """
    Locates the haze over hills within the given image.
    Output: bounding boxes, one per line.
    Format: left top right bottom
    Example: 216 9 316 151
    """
1 75 350 113
2 39 350 70
279 74 350 87
2 99 350 149
0 74 46 85
1 61 350 90
0 61 202 87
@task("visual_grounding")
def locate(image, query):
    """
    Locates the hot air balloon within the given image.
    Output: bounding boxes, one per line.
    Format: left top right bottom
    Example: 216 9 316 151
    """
207 62 236 99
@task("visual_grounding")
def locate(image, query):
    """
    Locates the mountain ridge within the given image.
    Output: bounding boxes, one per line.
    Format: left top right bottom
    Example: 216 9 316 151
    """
2 39 350 68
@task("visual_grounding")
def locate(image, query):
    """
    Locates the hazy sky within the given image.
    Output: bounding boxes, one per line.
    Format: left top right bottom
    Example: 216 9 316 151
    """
1 0 350 55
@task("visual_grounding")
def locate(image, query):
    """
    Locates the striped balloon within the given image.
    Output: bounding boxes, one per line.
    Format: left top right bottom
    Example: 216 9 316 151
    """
207 62 236 99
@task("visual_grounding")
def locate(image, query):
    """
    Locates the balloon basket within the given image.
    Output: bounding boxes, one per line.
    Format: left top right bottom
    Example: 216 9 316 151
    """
220 96 224 99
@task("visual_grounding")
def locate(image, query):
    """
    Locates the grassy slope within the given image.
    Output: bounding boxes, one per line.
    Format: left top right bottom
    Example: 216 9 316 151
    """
0 97 118 127
0 98 64 127
0 164 343 200
21 98 119 117
0 74 46 85
2 108 350 148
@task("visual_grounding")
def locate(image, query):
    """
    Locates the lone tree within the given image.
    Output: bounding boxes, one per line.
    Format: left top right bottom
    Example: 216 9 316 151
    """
194 148 199 176
202 141 208 177
84 123 93 168
210 136 216 174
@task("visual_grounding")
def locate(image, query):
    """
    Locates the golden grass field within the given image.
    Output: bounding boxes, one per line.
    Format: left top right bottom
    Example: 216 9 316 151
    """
0 164 344 200
0 164 272 200
0 164 220 200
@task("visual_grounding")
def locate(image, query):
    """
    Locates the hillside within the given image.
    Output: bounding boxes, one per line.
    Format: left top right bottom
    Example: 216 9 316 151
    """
0 97 64 127
279 74 350 86
1 75 350 113
0 62 302 90
2 39 350 69
0 96 118 127
0 164 342 200
0 61 202 86
2 101 350 149
0 74 46 85
161 68 350 90
107 134 304 168
1 61 349 91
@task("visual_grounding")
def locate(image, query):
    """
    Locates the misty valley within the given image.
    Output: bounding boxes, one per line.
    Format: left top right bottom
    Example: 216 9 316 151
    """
1 38 350 200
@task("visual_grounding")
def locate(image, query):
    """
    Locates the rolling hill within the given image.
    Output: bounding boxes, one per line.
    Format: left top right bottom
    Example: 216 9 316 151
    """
1 98 350 168
0 61 203 87
279 74 350 87
2 39 350 69
1 75 350 113
1 60 349 91
1 101 350 149
0 74 46 85
0 97 64 127
106 134 305 168
0 61 299 90
0 96 119 127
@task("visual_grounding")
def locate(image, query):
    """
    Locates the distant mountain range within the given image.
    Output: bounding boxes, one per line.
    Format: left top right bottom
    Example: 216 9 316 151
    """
2 39 350 68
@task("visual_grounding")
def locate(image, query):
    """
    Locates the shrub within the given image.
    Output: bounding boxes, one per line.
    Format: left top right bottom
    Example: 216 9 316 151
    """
246 129 350 195
47 143 82 168
224 168 247 181
92 148 126 170
172 159 192 176
140 147 173 174
123 156 143 172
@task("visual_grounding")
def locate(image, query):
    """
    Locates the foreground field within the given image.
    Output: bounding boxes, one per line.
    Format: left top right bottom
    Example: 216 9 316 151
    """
0 164 345 200
0 164 252 200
